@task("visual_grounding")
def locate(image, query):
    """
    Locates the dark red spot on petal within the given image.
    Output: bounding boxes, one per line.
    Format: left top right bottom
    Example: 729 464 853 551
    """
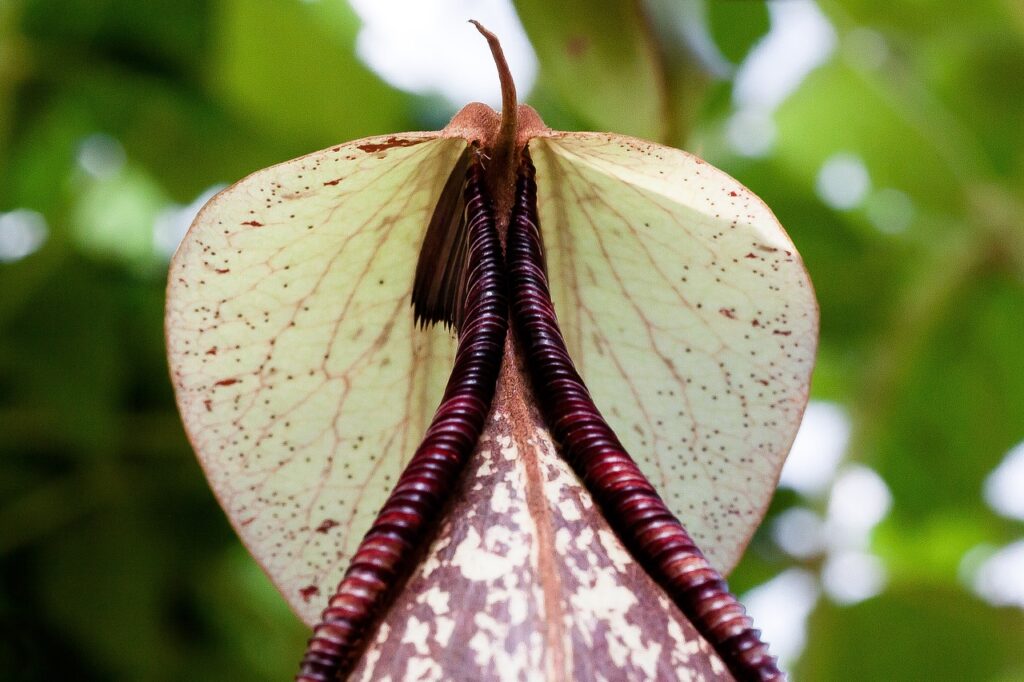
356 136 424 153
215 268 230 274
315 519 340 534
241 220 263 227
215 378 238 387
719 308 737 319
323 178 343 187
299 585 320 603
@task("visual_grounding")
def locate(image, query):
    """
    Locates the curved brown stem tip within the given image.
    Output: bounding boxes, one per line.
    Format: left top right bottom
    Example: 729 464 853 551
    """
469 20 517 152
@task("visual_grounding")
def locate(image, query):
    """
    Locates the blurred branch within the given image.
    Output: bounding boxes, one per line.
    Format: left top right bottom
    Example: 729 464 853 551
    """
852 230 985 449
852 196 1024 457
818 0 998 188
814 0 1024 462
642 0 715 147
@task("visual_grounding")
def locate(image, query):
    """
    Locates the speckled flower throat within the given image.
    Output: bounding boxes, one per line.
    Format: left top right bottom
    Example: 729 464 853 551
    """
165 23 816 682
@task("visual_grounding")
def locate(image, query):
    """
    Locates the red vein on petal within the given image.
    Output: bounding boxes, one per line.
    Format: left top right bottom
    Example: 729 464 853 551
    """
296 157 508 681
227 144 458 592
538 137 799 563
507 149 784 682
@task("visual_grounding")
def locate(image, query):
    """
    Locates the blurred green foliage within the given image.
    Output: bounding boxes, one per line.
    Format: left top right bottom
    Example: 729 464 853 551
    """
1 0 1022 679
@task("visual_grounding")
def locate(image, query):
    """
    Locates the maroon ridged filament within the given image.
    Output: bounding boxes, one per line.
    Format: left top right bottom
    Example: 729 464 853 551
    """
296 156 508 682
506 150 784 682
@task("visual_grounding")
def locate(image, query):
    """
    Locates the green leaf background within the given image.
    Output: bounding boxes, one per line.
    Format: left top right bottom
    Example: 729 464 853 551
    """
1 0 1022 679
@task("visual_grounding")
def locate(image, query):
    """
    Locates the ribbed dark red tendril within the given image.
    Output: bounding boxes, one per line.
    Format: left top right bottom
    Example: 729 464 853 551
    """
506 150 784 682
296 155 507 682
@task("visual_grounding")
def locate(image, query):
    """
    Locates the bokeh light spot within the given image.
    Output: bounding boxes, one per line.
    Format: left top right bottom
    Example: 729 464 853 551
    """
76 133 127 180
983 440 1024 521
732 0 836 113
0 210 48 263
968 541 1024 609
348 0 536 110
742 569 820 669
773 507 826 559
816 153 871 210
779 401 851 497
821 550 887 605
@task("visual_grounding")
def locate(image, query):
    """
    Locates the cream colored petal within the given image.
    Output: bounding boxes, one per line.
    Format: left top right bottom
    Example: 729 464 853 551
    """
166 133 465 624
530 132 818 573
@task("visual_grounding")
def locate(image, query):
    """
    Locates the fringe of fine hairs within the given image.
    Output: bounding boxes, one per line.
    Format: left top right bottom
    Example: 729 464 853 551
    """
506 148 784 682
296 156 508 681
